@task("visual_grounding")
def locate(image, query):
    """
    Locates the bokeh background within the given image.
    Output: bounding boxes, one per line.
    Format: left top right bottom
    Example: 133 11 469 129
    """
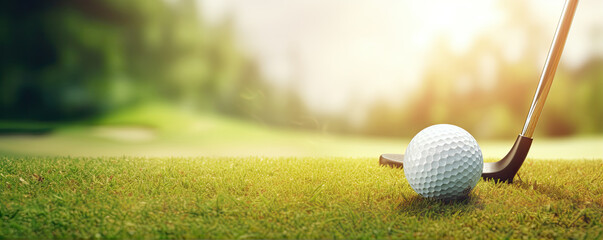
1 0 601 158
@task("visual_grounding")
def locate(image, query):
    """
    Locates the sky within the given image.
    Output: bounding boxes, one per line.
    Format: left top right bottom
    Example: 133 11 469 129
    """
197 0 602 114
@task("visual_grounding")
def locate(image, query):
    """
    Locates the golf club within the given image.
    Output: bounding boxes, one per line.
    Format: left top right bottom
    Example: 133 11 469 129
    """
379 0 579 183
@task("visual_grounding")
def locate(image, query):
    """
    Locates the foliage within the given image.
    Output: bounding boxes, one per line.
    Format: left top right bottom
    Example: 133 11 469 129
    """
361 51 603 138
361 1 603 138
0 0 269 121
0 0 600 138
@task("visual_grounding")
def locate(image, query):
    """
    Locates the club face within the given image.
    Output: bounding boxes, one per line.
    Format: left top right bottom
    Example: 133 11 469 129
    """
379 153 404 168
481 135 532 183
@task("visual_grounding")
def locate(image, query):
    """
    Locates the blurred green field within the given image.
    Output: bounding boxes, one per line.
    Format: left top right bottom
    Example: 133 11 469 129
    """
0 103 400 158
1 156 602 239
1 104 602 239
0 103 601 159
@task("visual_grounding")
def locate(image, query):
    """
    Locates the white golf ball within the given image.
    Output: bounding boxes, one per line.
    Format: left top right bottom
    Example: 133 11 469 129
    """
403 124 483 199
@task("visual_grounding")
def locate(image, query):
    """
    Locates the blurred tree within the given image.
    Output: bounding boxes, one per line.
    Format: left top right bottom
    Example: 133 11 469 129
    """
1 0 599 138
0 0 154 120
573 58 603 135
0 0 288 123
363 99 406 137
359 0 602 138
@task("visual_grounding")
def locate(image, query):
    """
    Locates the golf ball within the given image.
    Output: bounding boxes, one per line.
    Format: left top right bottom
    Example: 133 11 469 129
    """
403 124 483 199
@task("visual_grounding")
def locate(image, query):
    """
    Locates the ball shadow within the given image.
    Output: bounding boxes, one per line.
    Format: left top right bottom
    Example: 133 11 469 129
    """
394 193 482 219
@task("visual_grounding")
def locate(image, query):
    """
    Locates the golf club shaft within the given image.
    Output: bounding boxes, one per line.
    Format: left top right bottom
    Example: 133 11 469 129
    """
521 0 579 138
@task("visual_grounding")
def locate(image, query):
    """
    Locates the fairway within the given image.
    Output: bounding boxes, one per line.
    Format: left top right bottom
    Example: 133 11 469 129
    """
1 156 602 239
0 103 601 159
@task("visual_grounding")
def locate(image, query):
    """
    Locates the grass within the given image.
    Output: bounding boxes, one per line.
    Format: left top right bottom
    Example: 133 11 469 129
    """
1 156 602 239
0 103 405 158
1 103 602 238
0 102 601 159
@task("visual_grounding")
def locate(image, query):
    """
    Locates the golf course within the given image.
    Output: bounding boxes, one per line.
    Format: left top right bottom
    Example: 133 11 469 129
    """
1 104 602 239
2 0 603 239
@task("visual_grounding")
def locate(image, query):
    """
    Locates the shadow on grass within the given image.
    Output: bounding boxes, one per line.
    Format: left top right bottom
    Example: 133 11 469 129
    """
395 193 482 219
513 177 600 208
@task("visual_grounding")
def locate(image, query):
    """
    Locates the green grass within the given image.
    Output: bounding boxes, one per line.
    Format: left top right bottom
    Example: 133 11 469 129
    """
1 103 602 238
0 102 601 159
0 102 412 158
1 156 602 239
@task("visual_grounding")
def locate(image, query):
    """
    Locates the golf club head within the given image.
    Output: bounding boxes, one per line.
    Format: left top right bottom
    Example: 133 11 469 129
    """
379 153 404 168
378 135 533 183
482 135 532 183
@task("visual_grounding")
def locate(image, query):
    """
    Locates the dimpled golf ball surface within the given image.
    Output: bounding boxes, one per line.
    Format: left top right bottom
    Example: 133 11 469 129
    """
403 124 483 199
